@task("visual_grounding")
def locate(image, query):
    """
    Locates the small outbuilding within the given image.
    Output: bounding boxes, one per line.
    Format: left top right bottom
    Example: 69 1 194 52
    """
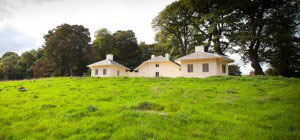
87 54 130 77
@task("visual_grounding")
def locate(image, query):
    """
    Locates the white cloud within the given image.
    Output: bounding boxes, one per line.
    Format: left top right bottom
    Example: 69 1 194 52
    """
0 25 38 57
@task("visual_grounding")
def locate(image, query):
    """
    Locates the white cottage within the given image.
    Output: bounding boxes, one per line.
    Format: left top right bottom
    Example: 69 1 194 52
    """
135 54 181 77
87 54 130 77
175 46 234 78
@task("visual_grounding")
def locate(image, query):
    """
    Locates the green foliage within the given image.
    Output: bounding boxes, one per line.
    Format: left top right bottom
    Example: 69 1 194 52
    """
1 52 18 58
228 65 242 76
44 24 92 76
0 53 24 80
32 58 51 78
112 30 141 69
152 0 196 56
138 42 169 61
0 77 299 139
92 28 114 60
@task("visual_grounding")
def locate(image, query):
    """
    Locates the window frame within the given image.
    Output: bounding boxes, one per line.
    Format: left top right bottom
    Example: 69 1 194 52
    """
103 69 107 75
95 69 98 75
155 72 159 77
187 64 193 73
222 64 226 73
203 63 209 72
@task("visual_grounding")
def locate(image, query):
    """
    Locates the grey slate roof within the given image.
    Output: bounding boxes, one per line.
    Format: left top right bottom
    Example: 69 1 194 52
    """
87 59 130 70
175 52 234 62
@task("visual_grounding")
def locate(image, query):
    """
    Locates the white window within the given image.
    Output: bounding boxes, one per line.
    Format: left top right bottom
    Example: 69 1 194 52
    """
203 64 209 72
95 69 98 75
187 64 193 73
156 64 159 67
103 69 107 75
155 72 159 77
222 65 226 73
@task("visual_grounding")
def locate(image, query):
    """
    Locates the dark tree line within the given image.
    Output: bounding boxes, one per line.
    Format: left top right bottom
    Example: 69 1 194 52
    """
153 0 300 77
0 24 170 80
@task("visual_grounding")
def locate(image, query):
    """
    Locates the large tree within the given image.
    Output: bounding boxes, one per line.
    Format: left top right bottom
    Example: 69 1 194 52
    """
44 24 92 76
153 0 235 56
92 28 114 60
184 0 235 55
152 1 196 56
263 0 300 77
228 0 300 76
112 30 141 69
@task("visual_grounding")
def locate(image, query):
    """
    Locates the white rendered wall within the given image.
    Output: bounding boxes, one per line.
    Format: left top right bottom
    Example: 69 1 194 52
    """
137 61 181 77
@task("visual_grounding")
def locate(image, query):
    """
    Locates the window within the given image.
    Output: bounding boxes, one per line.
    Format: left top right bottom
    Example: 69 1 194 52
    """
95 69 98 75
187 64 193 73
155 72 159 77
103 69 107 75
156 64 159 67
222 65 226 73
117 70 120 76
203 64 209 72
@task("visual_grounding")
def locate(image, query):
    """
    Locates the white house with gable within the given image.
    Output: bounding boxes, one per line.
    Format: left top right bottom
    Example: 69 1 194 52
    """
87 46 234 78
175 46 234 78
135 54 181 77
87 54 130 77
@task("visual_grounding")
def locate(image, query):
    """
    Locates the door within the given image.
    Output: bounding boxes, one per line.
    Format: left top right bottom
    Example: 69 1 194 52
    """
155 72 159 77
117 70 120 76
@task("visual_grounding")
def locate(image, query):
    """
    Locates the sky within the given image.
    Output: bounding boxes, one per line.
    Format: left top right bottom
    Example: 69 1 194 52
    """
0 0 263 74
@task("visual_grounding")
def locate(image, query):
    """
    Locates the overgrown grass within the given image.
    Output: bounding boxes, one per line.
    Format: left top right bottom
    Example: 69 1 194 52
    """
0 76 299 139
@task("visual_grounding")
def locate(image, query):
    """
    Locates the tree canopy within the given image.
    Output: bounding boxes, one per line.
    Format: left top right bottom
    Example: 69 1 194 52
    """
44 24 92 76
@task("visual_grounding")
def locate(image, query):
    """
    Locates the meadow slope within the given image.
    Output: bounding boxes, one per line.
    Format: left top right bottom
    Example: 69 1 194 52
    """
0 76 299 139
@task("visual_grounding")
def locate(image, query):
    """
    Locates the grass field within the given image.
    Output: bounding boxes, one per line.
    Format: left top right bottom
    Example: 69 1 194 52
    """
0 76 299 139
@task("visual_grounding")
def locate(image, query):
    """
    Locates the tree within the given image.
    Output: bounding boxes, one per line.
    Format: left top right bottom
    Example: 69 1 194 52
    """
184 0 235 55
2 52 18 58
227 0 278 75
92 28 114 60
19 50 39 78
44 24 92 76
263 0 300 77
153 0 236 56
33 58 51 78
112 30 141 69
152 1 196 56
0 54 24 80
139 42 169 62
228 65 242 76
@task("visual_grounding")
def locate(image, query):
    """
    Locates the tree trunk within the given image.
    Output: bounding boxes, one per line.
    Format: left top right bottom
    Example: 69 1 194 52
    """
68 64 73 76
249 49 265 75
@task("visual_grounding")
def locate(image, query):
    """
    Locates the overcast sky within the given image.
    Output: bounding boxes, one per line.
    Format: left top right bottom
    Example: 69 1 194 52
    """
0 0 263 74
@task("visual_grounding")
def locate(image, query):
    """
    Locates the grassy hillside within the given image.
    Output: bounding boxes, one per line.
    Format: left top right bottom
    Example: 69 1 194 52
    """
0 76 299 139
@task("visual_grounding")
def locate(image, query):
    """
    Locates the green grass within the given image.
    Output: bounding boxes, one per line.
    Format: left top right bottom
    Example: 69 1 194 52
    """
0 76 300 139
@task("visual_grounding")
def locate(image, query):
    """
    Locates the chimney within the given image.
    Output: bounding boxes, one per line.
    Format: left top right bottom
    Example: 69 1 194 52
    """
165 53 170 60
195 46 205 52
106 54 113 60
151 55 155 59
